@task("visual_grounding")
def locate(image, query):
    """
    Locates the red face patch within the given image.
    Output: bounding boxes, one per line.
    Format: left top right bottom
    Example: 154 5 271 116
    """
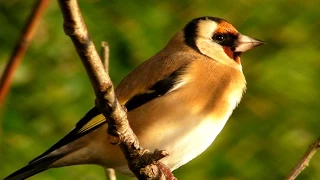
215 21 238 34
217 21 241 64
223 46 241 64
223 47 233 59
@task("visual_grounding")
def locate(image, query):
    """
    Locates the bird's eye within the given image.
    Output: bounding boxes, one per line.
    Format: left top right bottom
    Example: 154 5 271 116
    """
213 34 225 42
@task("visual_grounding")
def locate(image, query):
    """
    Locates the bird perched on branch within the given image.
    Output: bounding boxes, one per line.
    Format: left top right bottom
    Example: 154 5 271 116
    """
4 16 264 180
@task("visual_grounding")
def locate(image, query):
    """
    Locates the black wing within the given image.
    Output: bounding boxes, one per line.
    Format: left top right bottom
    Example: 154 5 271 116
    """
125 65 187 111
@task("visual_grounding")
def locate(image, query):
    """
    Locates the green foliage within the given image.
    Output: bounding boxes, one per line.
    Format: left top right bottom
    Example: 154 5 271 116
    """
1 0 320 179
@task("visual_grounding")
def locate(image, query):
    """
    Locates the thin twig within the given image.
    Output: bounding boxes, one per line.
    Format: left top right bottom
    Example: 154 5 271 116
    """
286 137 320 180
101 41 110 72
57 0 175 179
105 168 116 180
101 43 117 180
0 0 50 107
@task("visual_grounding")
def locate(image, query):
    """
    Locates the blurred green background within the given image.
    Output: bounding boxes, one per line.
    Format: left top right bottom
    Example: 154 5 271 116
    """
1 0 320 179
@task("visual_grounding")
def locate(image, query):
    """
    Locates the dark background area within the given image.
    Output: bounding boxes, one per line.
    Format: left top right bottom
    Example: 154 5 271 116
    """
1 0 320 179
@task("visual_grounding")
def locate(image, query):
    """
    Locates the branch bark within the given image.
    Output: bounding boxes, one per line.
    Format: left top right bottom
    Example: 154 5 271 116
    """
286 137 320 180
101 43 116 180
101 41 110 71
0 0 50 107
105 168 116 180
57 0 176 179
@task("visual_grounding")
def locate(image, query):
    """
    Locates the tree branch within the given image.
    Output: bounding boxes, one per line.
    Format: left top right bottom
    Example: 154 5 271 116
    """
101 43 117 180
286 137 320 180
57 0 176 179
0 0 50 107
101 41 110 72
105 168 116 180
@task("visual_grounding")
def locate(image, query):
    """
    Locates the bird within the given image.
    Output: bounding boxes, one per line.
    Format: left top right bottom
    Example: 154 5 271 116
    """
4 16 264 180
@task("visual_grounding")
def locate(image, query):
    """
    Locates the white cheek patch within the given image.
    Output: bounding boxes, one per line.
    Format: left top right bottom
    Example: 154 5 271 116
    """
196 38 233 62
195 36 240 69
197 39 226 58
196 20 218 38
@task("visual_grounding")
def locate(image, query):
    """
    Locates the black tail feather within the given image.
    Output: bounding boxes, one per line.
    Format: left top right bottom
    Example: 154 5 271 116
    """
3 155 61 180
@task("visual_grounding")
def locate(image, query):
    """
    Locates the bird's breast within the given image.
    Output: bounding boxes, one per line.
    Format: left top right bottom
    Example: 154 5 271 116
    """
159 112 233 171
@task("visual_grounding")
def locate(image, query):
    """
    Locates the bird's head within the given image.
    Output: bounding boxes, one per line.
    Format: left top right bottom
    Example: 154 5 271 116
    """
183 16 264 67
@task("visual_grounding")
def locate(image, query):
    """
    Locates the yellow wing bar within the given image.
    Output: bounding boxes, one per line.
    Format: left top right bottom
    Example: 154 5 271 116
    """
77 114 106 134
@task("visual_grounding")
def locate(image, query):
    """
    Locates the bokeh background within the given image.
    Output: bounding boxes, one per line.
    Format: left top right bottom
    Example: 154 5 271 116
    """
1 0 320 179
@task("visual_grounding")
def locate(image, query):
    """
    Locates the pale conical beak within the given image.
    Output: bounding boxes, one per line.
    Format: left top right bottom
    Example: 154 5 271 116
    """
234 34 265 53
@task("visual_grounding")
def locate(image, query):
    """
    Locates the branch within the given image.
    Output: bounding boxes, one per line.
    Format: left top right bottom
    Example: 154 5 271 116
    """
57 0 176 179
105 168 116 180
101 43 117 180
101 41 110 71
0 0 50 107
286 137 320 180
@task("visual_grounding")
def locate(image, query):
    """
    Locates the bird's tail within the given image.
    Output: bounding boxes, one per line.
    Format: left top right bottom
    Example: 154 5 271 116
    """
3 155 62 180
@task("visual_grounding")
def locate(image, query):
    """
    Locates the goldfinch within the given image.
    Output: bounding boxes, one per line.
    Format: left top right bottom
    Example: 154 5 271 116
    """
4 16 264 180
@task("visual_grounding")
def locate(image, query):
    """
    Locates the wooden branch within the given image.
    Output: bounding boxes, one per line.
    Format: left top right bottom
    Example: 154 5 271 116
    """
105 168 116 180
0 0 50 107
101 41 110 71
101 43 117 180
57 0 176 179
286 137 320 180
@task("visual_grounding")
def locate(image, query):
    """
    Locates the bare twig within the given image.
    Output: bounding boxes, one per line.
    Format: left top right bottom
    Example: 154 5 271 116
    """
286 137 320 180
105 168 116 180
57 0 175 179
101 41 110 71
101 43 117 180
0 0 50 107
